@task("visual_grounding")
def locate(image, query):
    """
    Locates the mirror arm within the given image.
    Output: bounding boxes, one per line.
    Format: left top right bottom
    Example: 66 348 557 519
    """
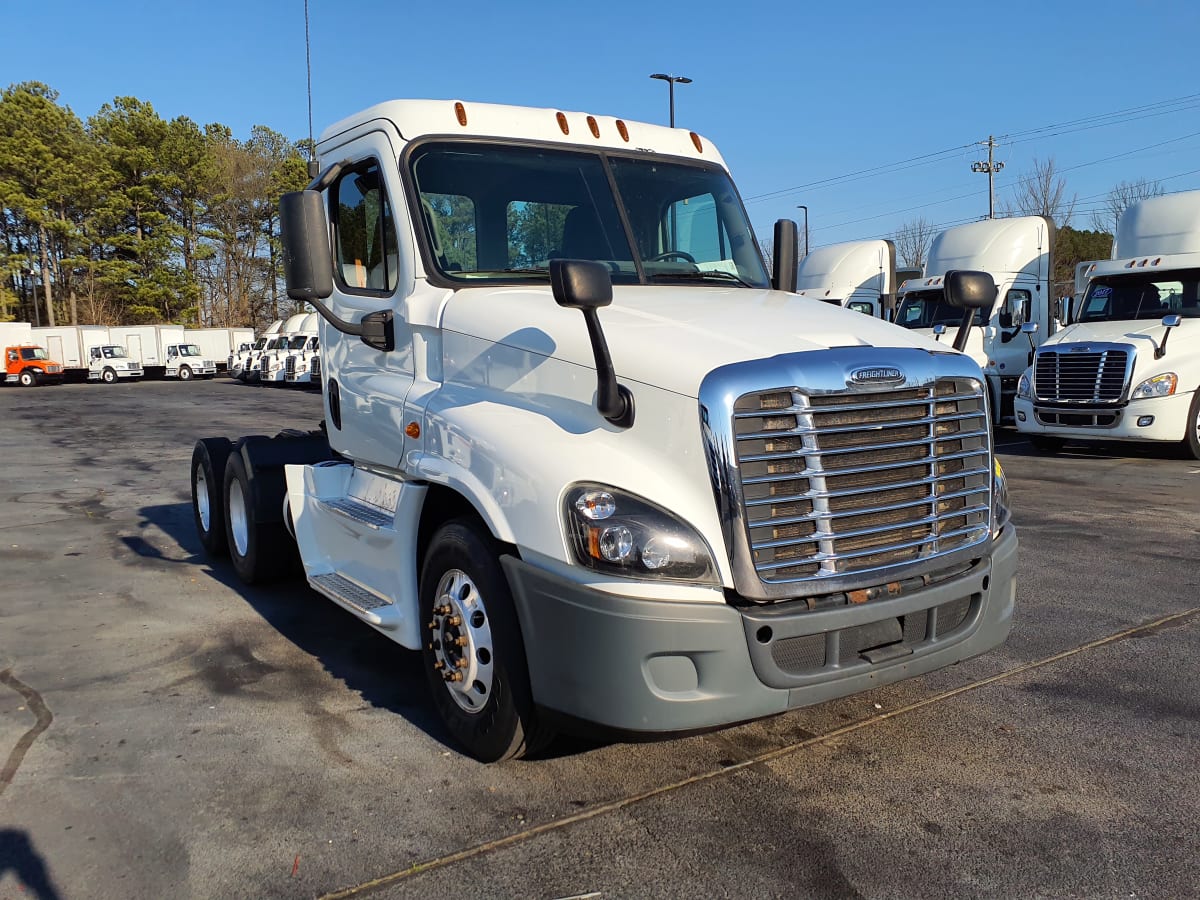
308 298 395 352
307 159 350 192
952 311 974 352
580 308 635 427
1155 327 1173 360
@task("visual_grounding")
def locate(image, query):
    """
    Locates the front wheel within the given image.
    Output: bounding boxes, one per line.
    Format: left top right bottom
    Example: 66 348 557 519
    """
222 452 294 584
1182 389 1200 460
420 520 554 762
18 370 37 387
178 365 193 381
101 367 117 384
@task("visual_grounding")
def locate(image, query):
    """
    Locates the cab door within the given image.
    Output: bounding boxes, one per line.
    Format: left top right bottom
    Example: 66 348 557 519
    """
320 127 417 469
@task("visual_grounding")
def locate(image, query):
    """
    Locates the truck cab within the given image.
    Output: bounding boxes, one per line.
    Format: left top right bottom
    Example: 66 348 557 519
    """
165 343 218 380
255 314 309 384
190 99 1017 761
4 344 65 386
893 216 1055 424
231 320 282 381
1016 191 1200 457
88 344 144 383
794 239 900 318
284 323 322 387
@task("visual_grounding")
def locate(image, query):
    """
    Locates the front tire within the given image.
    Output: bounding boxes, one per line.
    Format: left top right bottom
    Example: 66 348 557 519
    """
178 365 193 381
419 520 553 762
222 452 293 584
192 438 232 556
1182 389 1200 460
101 367 117 384
18 370 36 387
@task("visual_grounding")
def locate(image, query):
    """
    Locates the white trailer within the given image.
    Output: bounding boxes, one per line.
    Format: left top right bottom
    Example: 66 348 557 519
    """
1016 190 1200 457
893 216 1055 424
795 239 899 318
188 98 1018 762
187 327 255 371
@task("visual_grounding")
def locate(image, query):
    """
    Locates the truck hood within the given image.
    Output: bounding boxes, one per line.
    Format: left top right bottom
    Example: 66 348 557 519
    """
440 284 948 398
1042 319 1186 350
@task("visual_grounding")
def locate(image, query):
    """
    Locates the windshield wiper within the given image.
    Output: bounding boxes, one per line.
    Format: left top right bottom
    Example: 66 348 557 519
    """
650 270 754 288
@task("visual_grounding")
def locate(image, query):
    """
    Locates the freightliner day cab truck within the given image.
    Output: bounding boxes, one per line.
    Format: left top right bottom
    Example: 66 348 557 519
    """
32 326 144 382
1015 190 1200 457
189 99 1018 761
893 216 1055 424
2 322 65 386
794 239 914 319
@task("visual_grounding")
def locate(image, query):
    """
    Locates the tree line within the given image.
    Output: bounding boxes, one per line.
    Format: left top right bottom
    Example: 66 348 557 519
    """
0 81 311 328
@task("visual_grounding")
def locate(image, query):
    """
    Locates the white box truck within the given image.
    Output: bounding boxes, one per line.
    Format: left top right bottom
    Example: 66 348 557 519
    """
188 327 255 371
795 239 901 318
32 325 144 382
1015 190 1200 457
111 324 218 379
189 99 1017 761
892 216 1055 424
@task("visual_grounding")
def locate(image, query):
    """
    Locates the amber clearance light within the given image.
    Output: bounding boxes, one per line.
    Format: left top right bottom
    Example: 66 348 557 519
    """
454 102 467 126
556 112 569 135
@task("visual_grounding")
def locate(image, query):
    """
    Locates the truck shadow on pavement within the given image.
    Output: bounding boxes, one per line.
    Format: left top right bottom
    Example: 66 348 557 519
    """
0 829 63 900
136 501 600 760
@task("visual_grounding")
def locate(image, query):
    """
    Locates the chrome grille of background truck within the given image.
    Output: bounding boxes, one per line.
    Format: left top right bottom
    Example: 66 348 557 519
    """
700 349 993 602
1033 345 1131 404
285 355 297 375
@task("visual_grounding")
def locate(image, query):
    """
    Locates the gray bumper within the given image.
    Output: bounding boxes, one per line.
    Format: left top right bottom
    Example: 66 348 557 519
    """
503 525 1017 734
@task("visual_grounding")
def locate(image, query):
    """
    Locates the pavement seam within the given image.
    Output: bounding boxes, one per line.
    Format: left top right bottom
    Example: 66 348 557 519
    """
0 668 54 797
318 605 1200 899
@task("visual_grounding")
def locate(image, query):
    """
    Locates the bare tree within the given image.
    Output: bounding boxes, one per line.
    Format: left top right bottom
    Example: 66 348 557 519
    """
1090 177 1164 234
891 217 937 270
759 236 774 273
1008 156 1076 227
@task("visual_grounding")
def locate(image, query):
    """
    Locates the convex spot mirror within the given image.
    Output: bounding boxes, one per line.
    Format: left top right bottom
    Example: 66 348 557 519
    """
1020 322 1038 335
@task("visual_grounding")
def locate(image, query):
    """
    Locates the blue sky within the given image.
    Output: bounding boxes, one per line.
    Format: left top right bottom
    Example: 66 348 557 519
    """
6 0 1200 248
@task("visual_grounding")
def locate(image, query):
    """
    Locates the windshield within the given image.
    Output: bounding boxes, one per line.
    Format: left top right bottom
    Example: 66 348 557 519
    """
1079 269 1200 322
179 344 201 356
287 335 308 350
265 337 285 350
252 338 266 350
20 347 49 360
895 289 987 329
102 346 128 358
409 141 769 288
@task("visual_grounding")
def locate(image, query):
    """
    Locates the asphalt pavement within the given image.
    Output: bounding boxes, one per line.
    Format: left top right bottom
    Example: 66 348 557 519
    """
1 379 1197 899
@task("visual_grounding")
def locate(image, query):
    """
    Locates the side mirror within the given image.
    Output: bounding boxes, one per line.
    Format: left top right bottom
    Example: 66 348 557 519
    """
944 270 997 352
1020 322 1038 335
550 259 633 427
1156 314 1182 360
932 324 947 342
280 190 334 302
771 219 798 293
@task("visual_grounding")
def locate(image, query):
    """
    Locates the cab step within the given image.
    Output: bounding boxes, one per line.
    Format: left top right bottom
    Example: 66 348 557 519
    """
309 572 403 629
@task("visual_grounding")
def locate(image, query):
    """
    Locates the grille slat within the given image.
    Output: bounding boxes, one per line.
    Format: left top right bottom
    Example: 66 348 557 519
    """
734 379 991 586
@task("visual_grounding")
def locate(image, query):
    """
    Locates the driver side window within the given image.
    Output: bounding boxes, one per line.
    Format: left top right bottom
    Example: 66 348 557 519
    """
333 160 399 294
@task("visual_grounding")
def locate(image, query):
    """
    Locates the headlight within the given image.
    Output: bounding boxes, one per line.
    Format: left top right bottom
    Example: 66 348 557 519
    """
1131 373 1177 399
1016 372 1031 400
563 484 718 584
991 459 1011 539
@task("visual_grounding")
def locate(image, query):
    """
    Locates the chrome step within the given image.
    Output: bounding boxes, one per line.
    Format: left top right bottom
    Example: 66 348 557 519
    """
319 496 394 529
310 572 401 629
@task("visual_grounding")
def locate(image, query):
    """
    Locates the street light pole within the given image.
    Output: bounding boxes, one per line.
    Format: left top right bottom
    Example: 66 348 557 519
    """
649 73 692 127
796 205 809 258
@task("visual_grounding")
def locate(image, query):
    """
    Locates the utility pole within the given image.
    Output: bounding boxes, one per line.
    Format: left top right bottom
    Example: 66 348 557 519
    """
971 136 1004 219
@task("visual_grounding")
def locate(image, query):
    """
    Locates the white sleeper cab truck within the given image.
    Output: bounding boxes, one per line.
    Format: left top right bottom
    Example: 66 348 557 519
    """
285 316 322 387
1016 190 1200 457
795 239 900 318
165 342 218 379
189 100 1017 761
256 313 310 384
894 216 1055 424
230 320 282 380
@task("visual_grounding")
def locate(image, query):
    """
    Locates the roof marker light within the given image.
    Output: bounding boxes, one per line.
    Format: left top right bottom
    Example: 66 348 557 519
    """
1153 257 1162 266
586 115 600 138
689 131 704 153
1138 258 1148 267
454 102 467 126
556 112 569 135
616 119 630 142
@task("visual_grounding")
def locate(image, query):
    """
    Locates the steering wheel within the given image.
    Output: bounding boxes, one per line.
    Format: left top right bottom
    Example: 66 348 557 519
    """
646 250 696 263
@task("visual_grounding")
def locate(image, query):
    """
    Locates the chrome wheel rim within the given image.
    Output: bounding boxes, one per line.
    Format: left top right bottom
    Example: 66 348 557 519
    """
195 465 210 532
228 478 249 557
429 569 494 714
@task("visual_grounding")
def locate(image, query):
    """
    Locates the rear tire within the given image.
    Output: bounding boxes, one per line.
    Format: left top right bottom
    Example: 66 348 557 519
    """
192 438 232 556
1029 435 1063 453
1182 389 1200 461
420 520 554 762
222 452 294 584
18 370 36 387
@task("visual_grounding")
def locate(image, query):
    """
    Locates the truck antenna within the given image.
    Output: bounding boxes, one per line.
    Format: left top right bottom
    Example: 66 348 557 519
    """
305 0 318 178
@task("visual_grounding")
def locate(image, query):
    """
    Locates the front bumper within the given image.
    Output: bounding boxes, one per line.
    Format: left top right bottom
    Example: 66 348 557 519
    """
504 525 1017 734
1015 391 1193 443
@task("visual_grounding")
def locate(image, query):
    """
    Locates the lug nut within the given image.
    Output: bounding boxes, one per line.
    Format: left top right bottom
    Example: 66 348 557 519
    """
444 671 463 682
434 660 445 670
454 636 468 647
447 615 462 627
427 620 438 630
436 604 452 615
456 657 469 669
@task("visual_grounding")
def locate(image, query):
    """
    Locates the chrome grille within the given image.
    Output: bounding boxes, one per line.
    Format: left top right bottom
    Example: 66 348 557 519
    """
310 356 321 377
285 355 297 375
1034 348 1128 403
733 379 991 586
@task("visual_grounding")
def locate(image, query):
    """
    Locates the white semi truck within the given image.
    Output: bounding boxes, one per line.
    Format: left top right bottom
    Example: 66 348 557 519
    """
284 313 322 387
253 313 309 384
32 325 144 382
189 99 1017 761
263 313 319 385
1015 190 1200 457
230 320 282 380
794 239 904 318
893 216 1055 425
